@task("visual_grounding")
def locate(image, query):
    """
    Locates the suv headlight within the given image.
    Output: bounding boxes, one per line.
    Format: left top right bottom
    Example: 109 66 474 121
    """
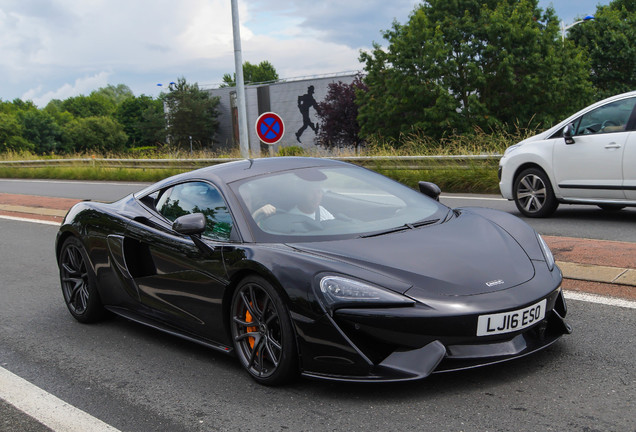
503 144 522 156
316 276 414 313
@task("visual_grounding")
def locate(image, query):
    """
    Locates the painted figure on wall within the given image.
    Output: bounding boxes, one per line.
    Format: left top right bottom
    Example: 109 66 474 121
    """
295 85 319 143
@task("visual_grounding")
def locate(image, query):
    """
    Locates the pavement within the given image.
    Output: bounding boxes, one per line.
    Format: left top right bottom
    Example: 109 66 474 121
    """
1 192 635 301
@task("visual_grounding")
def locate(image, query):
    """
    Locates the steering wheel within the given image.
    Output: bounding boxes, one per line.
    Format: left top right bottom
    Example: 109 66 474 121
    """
601 120 619 131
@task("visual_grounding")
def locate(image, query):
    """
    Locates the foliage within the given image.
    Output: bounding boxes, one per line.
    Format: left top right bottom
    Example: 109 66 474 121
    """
161 77 220 150
17 110 63 153
316 76 368 150
114 95 165 148
60 93 116 118
221 61 279 87
357 0 594 143
568 0 636 98
277 145 306 156
63 116 128 153
0 112 33 152
92 84 135 105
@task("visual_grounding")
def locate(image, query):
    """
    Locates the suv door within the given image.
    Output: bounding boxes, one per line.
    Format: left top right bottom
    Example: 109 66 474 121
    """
552 97 636 200
624 131 636 200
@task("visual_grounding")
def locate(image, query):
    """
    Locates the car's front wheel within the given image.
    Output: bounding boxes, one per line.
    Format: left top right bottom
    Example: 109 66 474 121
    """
230 276 298 385
513 168 559 218
58 236 106 323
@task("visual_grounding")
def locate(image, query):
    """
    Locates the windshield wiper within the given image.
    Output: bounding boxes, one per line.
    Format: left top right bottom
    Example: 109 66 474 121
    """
359 218 440 238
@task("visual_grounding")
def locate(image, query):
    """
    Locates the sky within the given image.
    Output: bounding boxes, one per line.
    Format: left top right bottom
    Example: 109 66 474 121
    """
0 0 608 107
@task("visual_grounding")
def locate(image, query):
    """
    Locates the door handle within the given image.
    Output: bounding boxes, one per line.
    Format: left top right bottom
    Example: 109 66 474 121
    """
604 143 621 149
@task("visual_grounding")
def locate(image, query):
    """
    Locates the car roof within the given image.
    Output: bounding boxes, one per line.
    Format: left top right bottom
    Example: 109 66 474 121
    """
134 157 347 197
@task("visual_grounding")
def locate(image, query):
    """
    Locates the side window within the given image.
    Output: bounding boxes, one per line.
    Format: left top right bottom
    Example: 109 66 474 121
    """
156 182 233 241
574 97 636 136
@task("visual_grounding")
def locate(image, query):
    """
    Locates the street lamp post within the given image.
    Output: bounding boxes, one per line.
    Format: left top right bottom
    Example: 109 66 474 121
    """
561 15 594 42
231 0 250 159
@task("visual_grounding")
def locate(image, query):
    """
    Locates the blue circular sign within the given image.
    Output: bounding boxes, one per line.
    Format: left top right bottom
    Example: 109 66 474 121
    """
255 112 285 145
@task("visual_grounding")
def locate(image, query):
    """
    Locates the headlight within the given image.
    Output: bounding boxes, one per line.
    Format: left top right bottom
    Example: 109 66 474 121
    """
503 144 522 156
537 234 555 271
317 276 414 312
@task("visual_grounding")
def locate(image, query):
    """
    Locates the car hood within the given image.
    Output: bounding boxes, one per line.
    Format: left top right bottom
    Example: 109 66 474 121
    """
290 210 535 297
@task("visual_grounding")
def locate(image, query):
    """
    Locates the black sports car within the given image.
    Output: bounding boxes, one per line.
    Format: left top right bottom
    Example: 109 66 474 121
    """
56 157 571 385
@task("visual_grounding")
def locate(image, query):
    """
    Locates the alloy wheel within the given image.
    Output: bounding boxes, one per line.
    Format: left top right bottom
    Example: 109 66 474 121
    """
516 173 547 214
232 282 284 380
60 243 90 315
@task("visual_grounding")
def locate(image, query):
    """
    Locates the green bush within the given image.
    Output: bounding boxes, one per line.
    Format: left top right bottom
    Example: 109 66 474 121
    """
277 145 306 156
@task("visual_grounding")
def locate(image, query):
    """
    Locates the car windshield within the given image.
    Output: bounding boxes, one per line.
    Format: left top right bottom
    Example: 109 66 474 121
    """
232 165 448 242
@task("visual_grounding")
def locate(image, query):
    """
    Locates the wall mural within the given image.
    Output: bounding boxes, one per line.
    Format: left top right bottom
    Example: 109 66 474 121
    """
295 85 320 144
210 74 357 153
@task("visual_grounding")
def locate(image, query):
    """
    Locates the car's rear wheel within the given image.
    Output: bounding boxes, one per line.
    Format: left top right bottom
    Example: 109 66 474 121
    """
58 236 106 323
513 168 559 218
230 276 298 385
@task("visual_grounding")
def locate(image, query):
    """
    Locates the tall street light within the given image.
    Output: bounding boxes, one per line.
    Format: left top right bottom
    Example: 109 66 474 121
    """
561 15 594 43
231 0 250 159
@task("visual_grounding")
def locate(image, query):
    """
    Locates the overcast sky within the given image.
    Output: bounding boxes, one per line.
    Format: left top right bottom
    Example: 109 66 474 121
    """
0 0 607 107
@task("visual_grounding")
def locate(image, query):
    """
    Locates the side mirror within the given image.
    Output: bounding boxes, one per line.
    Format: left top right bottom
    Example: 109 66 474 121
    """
563 124 575 145
173 213 206 235
418 181 441 201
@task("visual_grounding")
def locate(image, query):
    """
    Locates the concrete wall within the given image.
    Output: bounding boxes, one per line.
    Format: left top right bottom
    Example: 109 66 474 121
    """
209 74 357 155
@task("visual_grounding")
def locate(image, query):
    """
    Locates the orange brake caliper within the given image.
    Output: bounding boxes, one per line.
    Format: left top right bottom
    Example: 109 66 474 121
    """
246 308 256 349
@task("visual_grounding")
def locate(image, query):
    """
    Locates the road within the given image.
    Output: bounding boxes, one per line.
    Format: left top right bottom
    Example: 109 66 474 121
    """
0 179 635 431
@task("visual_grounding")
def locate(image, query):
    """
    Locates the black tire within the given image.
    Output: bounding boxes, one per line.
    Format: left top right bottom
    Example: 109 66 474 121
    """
513 168 559 218
58 236 106 323
230 276 298 385
598 204 625 211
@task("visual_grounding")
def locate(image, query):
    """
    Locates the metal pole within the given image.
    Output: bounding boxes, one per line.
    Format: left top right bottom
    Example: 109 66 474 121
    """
231 0 250 159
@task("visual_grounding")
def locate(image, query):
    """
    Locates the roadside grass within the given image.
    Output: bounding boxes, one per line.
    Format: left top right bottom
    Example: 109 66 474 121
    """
0 128 532 192
0 165 187 182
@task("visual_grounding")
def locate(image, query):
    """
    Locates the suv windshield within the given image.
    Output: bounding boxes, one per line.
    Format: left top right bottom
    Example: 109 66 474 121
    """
232 165 448 242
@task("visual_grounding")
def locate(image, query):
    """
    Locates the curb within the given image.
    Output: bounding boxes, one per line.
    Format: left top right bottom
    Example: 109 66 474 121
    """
557 261 636 287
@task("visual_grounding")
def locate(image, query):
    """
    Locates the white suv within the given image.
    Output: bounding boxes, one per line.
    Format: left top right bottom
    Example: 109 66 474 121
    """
499 91 636 217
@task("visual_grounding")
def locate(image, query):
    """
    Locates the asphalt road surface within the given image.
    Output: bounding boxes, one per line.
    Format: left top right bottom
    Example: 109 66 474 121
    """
0 208 635 431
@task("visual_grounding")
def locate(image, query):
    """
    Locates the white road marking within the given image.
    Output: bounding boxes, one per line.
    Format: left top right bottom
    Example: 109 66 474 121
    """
440 194 507 201
0 367 121 432
0 178 148 187
0 215 60 226
564 290 636 309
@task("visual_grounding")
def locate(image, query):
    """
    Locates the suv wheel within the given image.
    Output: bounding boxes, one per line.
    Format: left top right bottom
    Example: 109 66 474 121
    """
513 168 559 218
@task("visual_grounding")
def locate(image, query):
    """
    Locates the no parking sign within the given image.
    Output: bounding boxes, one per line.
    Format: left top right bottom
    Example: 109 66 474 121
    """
255 112 285 145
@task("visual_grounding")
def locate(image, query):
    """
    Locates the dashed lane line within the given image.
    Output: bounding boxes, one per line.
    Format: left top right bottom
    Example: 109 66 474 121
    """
0 367 121 432
0 215 60 226
563 290 636 309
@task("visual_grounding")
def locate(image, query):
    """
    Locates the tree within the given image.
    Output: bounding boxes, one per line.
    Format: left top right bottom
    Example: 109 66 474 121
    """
357 0 594 142
63 116 128 153
221 61 279 87
61 93 116 118
0 113 33 153
316 76 367 150
17 110 63 154
161 77 220 150
114 95 165 148
92 84 135 105
568 0 636 98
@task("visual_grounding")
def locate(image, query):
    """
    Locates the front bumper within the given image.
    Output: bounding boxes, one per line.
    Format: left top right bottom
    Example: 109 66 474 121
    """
296 288 570 382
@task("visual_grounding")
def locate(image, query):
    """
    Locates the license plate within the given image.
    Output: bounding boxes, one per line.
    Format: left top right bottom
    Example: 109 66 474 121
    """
477 299 546 336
